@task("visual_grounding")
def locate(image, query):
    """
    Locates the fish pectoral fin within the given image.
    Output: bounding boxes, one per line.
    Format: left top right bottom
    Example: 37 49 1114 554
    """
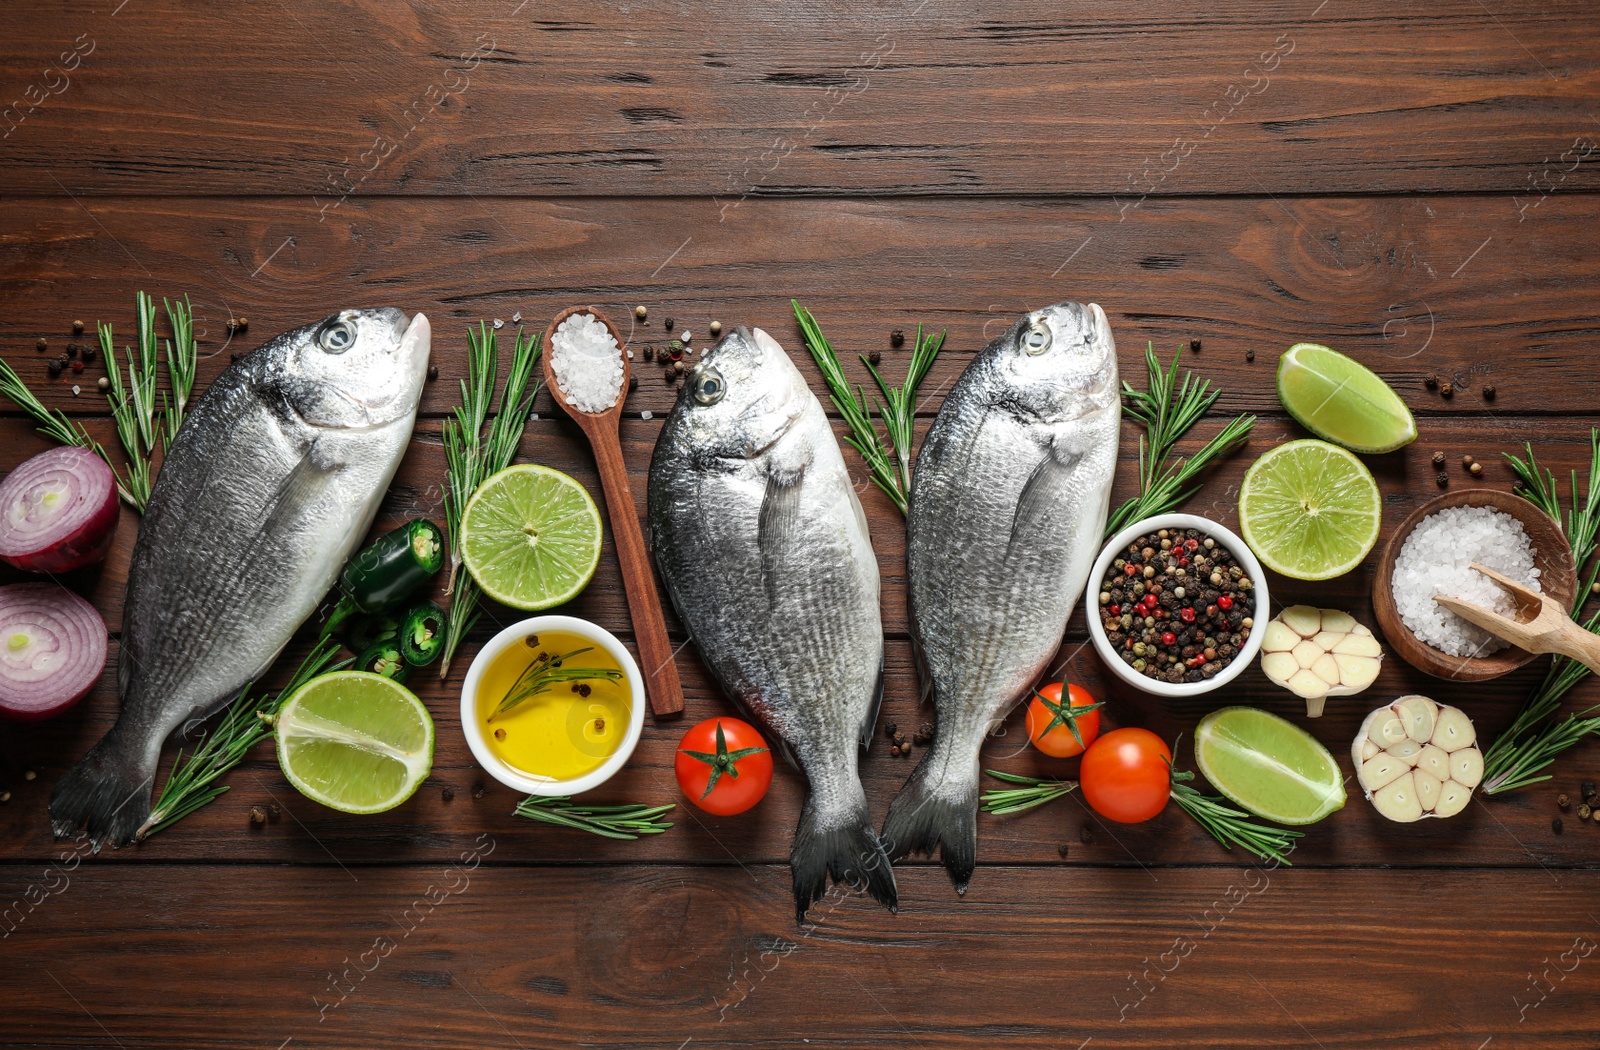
859 655 885 752
1008 446 1084 555
262 438 343 535
756 464 807 608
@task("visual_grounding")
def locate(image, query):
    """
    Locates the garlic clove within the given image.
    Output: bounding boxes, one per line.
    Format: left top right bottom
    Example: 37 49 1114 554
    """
1369 715 1409 748
1451 748 1484 789
1262 620 1300 652
1396 695 1438 743
1281 605 1322 636
1360 739 1381 762
1261 651 1300 682
1434 780 1472 818
1320 610 1357 633
1431 706 1477 751
1334 652 1380 692
1291 639 1322 670
1360 753 1410 792
1331 632 1383 658
1416 743 1451 782
1388 739 1422 766
1372 772 1424 822
1413 768 1443 811
1286 669 1327 699
1311 652 1341 685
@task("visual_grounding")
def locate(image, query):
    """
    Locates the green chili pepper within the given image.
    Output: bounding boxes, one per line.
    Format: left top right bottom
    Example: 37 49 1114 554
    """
398 601 446 667
356 641 410 683
348 613 401 653
323 519 444 636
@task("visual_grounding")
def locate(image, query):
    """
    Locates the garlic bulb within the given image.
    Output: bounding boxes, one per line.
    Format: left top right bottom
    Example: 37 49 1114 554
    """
1259 605 1383 716
1353 696 1483 821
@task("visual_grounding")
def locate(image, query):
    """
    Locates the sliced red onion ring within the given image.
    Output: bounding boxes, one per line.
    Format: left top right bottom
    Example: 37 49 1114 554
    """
0 446 119 573
0 583 107 721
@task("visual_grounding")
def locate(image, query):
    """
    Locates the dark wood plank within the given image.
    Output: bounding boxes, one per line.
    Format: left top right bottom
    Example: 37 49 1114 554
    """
2 864 1598 1049
3 2 1598 197
3 195 1597 419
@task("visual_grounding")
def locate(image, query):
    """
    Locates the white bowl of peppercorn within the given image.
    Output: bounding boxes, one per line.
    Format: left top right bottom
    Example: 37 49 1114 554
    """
1086 513 1269 698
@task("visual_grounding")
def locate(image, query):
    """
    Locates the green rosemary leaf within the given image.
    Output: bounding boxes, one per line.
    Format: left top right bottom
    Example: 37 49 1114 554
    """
513 796 674 840
978 770 1080 816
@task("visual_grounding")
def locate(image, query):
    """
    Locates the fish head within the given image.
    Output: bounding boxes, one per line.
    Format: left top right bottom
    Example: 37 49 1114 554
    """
261 308 431 429
991 301 1118 420
672 326 809 460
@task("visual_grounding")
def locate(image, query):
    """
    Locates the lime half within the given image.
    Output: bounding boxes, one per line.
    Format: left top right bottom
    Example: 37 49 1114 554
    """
1238 439 1381 581
1276 342 1416 453
1195 707 1345 825
276 671 434 814
462 464 602 611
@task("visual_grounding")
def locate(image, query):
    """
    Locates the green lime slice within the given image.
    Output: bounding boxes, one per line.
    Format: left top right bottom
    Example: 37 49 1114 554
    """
461 464 602 611
1194 706 1345 825
276 671 434 814
1238 439 1382 581
1277 342 1416 454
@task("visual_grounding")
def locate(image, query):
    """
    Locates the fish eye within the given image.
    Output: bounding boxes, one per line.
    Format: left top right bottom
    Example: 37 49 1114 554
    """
692 366 725 406
319 320 357 354
1022 323 1051 355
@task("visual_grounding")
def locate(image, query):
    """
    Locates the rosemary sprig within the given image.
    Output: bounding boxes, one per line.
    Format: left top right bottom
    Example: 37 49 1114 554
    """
0 357 107 455
1167 776 1302 866
491 644 623 721
513 796 675 840
979 769 1080 815
791 300 945 515
1106 343 1255 538
141 636 349 839
1482 431 1600 793
98 291 199 510
439 323 542 678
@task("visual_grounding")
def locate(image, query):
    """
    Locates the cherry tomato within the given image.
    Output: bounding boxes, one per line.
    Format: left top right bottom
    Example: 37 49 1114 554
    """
674 717 774 816
1079 727 1171 823
1025 682 1102 758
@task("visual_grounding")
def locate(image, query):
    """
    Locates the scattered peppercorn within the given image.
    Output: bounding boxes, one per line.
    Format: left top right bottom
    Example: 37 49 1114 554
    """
890 328 905 348
36 338 48 352
427 365 439 381
268 802 281 820
1432 451 1445 467
1057 843 1070 858
710 321 722 336
664 317 675 331
869 351 882 365
664 368 676 383
890 744 901 757
593 717 605 733
1079 824 1094 844
226 319 237 332
1583 780 1596 800
1482 385 1496 400
1461 454 1473 467
1554 817 1564 834
0 791 9 804
23 770 35 781
1469 461 1483 476
1559 793 1571 809
65 343 79 359
237 317 248 330
1578 803 1593 820
1441 381 1454 398
71 360 84 373
249 805 267 825
1245 349 1255 362
1424 374 1439 390
628 375 638 392
673 360 685 374
900 740 913 755
494 727 506 741
1189 338 1202 353
644 345 655 361
47 360 63 377
442 786 455 802
472 782 485 799
80 345 95 364
230 352 240 362
72 320 84 335
1436 472 1449 488
635 305 647 320
97 376 109 392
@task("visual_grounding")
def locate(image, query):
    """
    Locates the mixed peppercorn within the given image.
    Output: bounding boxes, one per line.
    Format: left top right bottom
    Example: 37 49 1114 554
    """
1098 528 1255 684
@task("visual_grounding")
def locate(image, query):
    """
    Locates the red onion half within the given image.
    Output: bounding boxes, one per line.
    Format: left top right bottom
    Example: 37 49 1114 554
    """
0 583 107 721
0 446 119 572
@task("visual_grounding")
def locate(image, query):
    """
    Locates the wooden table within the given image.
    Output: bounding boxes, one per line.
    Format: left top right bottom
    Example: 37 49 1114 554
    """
3 3 1599 1046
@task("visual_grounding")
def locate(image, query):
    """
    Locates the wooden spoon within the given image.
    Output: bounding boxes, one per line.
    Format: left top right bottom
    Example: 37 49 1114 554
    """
543 306 683 719
1433 563 1600 675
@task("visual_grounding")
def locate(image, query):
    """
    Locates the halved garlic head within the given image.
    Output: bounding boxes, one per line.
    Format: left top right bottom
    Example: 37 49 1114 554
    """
1353 695 1481 822
1260 606 1383 716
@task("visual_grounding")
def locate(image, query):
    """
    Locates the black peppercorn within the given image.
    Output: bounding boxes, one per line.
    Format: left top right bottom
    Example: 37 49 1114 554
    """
1559 793 1571 809
1078 824 1094 845
36 338 47 352
890 328 905 348
472 782 485 799
1554 817 1564 834
1482 385 1496 400
869 351 881 365
65 343 78 359
1436 472 1449 488
664 317 675 331
427 364 439 381
628 375 638 391
1583 780 1596 799
72 320 84 335
1424 373 1439 390
442 786 455 802
1057 843 1070 858
1245 349 1255 362
1432 451 1445 467
47 360 63 377
644 345 655 361
80 345 95 364
1189 338 1201 352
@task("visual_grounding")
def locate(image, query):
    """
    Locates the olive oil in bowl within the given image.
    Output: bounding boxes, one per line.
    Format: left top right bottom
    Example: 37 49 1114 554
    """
475 629 634 782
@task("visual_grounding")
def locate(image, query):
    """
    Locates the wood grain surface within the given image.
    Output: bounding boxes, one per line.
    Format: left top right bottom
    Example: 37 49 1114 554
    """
5 1 1600 1047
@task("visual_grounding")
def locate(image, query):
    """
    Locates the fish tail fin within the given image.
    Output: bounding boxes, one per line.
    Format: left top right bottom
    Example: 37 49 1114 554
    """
881 734 979 894
790 788 898 924
49 724 157 851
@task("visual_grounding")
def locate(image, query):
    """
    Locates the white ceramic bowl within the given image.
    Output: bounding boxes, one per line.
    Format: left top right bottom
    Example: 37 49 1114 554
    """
460 615 646 796
1085 513 1270 698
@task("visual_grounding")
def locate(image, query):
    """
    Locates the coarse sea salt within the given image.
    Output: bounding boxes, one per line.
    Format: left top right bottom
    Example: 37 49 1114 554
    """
1391 505 1541 657
550 312 623 414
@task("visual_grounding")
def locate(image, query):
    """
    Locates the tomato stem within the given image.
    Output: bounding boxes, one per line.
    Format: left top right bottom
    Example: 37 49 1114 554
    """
680 720 770 801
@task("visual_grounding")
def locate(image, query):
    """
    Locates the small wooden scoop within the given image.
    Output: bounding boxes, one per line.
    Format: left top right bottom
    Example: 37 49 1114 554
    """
1432 562 1600 674
543 305 684 719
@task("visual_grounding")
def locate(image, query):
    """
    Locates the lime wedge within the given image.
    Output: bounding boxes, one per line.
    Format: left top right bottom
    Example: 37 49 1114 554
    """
1238 439 1381 581
462 464 602 611
1277 342 1416 453
1194 706 1345 825
276 671 434 814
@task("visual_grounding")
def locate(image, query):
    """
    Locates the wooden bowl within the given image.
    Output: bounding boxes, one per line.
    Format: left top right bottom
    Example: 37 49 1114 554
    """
1372 488 1576 681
